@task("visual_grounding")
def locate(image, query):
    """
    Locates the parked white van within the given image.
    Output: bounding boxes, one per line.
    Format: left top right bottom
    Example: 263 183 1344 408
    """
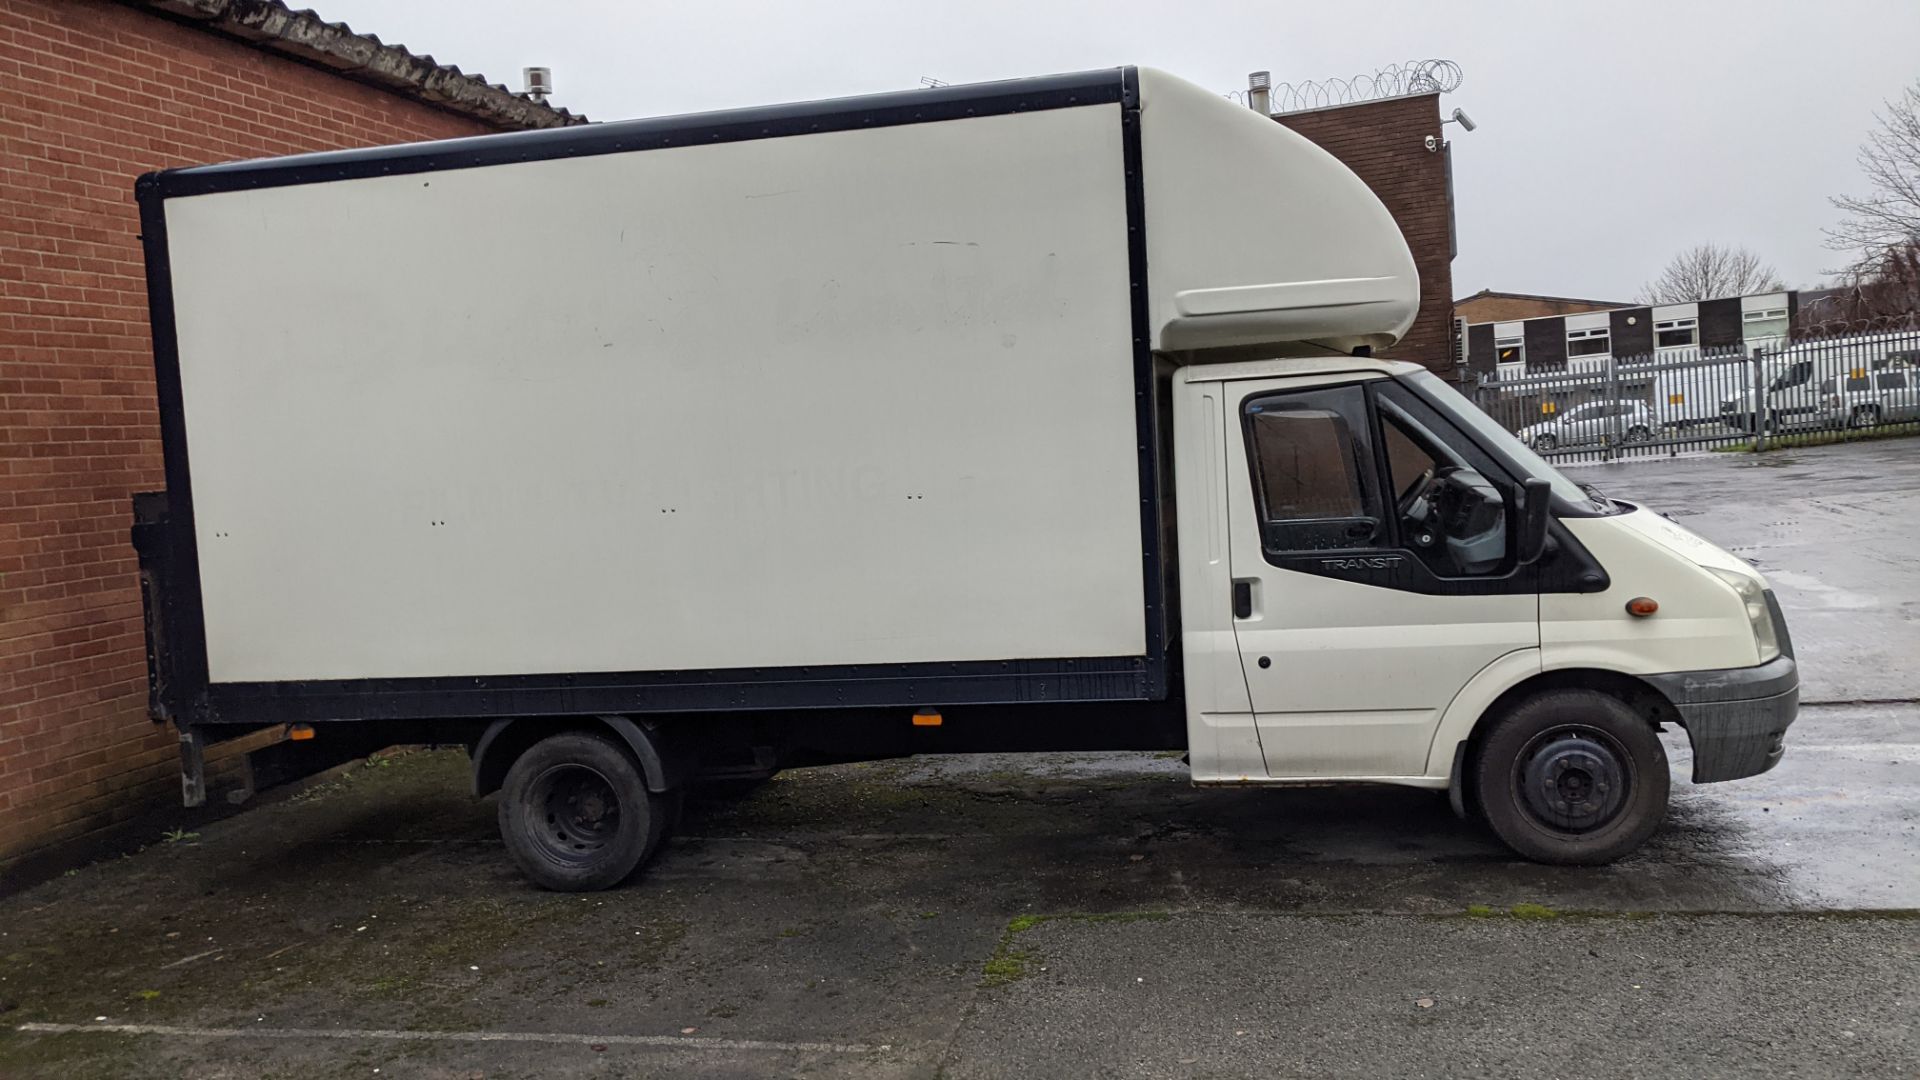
1723 330 1920 433
132 67 1798 889
1820 363 1920 428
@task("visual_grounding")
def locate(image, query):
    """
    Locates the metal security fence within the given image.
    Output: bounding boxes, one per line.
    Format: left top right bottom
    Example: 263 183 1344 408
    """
1466 324 1920 463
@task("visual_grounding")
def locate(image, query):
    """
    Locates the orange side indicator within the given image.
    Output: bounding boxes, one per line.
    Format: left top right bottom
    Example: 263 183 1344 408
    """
287 723 316 741
1625 597 1659 617
911 710 943 727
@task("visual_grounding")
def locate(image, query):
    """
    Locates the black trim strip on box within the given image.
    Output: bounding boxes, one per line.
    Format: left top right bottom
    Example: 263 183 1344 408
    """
203 656 1155 725
135 67 1169 725
141 69 1132 198
135 191 211 708
1119 66 1169 699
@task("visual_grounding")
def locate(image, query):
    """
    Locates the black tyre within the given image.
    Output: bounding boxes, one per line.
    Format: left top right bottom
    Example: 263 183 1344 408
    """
1472 690 1668 865
1850 405 1881 429
498 732 667 891
1626 424 1651 443
1533 432 1558 451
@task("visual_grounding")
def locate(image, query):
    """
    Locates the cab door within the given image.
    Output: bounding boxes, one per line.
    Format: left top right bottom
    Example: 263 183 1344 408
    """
1221 375 1540 779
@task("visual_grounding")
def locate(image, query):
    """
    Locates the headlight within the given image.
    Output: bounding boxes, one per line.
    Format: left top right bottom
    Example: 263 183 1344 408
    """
1705 567 1781 663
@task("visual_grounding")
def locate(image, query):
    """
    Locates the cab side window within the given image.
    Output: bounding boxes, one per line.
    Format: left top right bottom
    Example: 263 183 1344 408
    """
1243 387 1381 553
1239 380 1522 589
1382 412 1438 506
1378 406 1508 577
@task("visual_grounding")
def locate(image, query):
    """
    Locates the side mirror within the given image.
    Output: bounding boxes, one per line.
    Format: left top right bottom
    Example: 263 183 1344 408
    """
1518 477 1552 564
1438 468 1508 575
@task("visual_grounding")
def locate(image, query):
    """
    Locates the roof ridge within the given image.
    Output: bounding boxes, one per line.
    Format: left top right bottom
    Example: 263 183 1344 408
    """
1456 288 1629 307
123 0 589 130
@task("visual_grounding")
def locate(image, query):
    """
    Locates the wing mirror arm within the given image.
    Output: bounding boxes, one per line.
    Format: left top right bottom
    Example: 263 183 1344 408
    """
1518 477 1552 564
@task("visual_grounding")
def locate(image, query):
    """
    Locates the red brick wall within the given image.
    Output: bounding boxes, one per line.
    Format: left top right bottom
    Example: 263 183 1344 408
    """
1275 95 1455 376
0 0 499 869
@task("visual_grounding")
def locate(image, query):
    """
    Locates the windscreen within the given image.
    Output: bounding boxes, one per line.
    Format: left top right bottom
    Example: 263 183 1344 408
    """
1399 370 1603 511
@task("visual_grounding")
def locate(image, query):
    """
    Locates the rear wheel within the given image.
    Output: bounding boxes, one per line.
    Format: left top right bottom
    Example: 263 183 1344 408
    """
499 732 667 891
1625 424 1651 443
1533 432 1558 452
1850 405 1881 429
1472 689 1668 865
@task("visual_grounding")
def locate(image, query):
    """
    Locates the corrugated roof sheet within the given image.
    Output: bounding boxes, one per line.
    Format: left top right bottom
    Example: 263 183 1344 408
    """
123 0 588 129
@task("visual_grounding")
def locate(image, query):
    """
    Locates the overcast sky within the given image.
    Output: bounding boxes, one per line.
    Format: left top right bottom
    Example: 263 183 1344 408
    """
317 0 1920 302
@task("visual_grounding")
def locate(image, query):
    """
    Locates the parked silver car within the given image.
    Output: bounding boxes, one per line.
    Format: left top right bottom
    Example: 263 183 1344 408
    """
1517 399 1656 451
1820 367 1920 428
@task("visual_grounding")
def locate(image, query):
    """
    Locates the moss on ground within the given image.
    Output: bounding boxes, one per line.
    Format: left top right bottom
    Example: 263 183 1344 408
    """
1453 903 1561 920
1713 423 1919 453
980 911 1172 988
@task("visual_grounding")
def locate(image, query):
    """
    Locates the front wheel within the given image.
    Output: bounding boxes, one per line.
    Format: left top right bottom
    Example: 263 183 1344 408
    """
1625 424 1652 443
499 732 668 891
1850 405 1881 429
1533 432 1558 452
1472 690 1668 865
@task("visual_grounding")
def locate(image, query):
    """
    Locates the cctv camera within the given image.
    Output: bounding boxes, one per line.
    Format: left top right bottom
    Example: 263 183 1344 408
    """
1450 107 1477 132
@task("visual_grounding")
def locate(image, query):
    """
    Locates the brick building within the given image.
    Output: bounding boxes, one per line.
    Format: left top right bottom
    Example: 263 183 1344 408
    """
1454 289 1626 326
0 0 578 875
1272 94 1457 376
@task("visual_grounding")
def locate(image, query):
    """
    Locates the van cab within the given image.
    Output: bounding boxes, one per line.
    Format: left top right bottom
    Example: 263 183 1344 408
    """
1176 358 1796 863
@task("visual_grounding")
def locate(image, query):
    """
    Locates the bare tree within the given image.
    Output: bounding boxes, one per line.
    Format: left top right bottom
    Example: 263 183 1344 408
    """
1637 243 1784 303
1798 239 1920 333
1827 79 1920 278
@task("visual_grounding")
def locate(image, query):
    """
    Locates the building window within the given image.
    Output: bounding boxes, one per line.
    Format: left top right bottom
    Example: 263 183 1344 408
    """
1495 336 1524 371
1655 318 1697 349
1743 307 1788 323
1567 327 1611 358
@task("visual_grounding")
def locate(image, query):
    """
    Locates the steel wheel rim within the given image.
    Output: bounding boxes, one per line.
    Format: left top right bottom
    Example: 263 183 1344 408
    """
528 763 622 865
1511 724 1633 836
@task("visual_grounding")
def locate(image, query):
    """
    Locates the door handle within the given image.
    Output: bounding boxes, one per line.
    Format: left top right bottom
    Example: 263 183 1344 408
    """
1232 579 1252 620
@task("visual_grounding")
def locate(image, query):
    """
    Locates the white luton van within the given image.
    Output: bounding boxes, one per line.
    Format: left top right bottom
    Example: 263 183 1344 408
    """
132 68 1796 890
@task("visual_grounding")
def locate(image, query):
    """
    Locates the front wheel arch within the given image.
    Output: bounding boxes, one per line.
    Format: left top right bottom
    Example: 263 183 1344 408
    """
1449 667 1681 815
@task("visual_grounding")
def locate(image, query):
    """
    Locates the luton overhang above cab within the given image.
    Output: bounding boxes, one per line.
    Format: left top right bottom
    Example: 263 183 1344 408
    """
1135 67 1420 356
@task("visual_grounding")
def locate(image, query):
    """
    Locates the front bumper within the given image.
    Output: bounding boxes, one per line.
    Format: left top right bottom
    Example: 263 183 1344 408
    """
1645 590 1797 784
1646 655 1797 782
